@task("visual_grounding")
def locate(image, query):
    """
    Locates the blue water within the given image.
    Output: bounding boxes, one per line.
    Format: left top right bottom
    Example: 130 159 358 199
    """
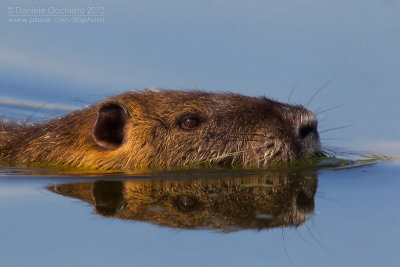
1 0 399 266
1 162 399 267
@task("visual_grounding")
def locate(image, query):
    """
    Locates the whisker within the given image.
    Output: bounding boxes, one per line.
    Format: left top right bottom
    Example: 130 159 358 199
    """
230 133 274 139
22 103 48 124
70 96 91 107
271 149 282 159
222 134 275 142
313 94 330 112
224 139 261 142
317 116 332 124
315 105 343 115
287 84 297 103
204 143 275 162
252 147 281 165
320 138 349 141
306 77 337 108
319 124 354 134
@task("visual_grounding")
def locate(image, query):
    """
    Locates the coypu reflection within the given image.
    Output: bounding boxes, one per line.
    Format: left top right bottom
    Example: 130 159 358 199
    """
49 172 318 231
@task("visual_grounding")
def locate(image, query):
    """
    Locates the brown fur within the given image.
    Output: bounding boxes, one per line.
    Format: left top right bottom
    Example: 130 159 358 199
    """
0 90 321 169
49 172 318 231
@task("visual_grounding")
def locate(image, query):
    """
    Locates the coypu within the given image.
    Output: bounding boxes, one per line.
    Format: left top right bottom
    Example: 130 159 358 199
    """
0 90 321 169
49 171 318 231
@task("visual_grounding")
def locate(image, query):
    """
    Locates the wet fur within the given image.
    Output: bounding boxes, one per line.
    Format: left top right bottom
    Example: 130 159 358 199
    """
0 90 320 169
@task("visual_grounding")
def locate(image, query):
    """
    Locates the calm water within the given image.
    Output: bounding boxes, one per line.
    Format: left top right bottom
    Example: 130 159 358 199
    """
0 158 399 267
1 0 400 266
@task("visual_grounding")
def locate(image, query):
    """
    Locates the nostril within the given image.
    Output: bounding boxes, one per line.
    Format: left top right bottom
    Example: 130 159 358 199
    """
298 121 318 140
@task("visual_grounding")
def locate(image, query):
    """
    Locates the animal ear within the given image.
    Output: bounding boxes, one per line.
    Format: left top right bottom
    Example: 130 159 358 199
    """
93 102 128 150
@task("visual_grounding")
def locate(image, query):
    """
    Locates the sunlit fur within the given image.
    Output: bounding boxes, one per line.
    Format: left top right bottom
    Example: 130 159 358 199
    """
0 90 321 169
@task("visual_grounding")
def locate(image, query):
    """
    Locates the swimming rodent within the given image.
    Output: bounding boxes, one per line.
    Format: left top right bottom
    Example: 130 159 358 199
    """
0 90 321 169
49 171 318 231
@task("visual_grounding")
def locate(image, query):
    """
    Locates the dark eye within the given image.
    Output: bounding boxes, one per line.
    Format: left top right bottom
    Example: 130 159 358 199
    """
179 115 201 130
175 195 199 212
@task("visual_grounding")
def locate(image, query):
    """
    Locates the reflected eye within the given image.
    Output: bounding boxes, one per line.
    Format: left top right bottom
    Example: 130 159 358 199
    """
179 115 201 130
175 195 199 212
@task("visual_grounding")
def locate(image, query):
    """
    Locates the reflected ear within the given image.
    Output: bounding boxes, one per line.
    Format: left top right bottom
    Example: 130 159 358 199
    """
93 102 128 150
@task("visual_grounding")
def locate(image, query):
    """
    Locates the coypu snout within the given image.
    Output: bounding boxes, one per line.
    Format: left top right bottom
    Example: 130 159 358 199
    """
298 115 318 140
296 112 321 158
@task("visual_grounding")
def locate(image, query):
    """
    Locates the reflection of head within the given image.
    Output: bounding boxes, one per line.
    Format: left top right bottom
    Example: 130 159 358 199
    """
49 172 318 232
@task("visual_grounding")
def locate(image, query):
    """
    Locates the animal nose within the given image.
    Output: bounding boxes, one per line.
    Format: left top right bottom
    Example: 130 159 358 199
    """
297 115 319 140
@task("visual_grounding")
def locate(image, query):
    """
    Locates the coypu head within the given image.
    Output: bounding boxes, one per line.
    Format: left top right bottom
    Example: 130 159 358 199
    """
91 90 321 168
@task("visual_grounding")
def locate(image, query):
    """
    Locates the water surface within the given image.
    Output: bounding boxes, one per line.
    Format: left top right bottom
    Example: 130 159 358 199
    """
0 153 399 267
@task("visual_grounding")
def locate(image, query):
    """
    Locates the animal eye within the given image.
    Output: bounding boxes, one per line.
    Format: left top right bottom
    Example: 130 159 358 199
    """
179 115 201 130
175 195 199 212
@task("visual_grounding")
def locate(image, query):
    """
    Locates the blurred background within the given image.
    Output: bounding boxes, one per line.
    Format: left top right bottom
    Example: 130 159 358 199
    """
1 0 399 156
